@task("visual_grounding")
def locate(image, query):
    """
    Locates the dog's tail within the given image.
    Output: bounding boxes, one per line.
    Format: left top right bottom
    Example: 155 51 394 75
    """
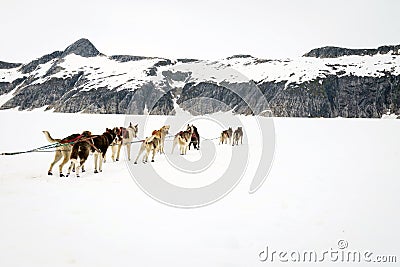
42 131 61 143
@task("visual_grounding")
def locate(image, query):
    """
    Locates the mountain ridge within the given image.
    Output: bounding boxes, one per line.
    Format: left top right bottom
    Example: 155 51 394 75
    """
1 39 400 118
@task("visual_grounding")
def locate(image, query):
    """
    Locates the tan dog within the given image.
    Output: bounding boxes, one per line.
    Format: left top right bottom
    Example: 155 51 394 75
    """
134 135 161 164
151 125 170 154
172 125 194 155
219 127 233 145
42 130 91 177
232 127 243 146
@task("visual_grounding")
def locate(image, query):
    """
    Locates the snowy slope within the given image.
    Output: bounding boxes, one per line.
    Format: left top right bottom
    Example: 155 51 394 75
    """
222 53 400 86
2 46 400 91
0 110 399 266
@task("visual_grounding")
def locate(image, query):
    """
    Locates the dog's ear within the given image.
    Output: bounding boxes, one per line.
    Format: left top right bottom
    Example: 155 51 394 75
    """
135 124 138 128
130 122 132 127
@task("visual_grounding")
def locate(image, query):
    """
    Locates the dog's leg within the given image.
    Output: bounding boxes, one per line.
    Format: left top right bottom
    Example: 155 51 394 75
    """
48 150 62 175
58 151 70 177
186 143 189 154
99 153 105 172
70 159 79 177
127 143 131 161
145 144 153 163
79 159 86 176
94 152 99 173
66 162 74 177
171 137 177 154
134 143 144 164
111 145 116 162
116 142 122 161
151 147 156 162
144 146 150 163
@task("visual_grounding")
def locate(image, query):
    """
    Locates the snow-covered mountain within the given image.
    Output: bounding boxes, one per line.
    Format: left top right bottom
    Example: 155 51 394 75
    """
1 38 400 117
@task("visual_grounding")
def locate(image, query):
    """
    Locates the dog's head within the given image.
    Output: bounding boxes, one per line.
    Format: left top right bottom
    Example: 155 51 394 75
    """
81 130 92 137
128 122 139 136
106 127 120 139
161 125 170 134
186 124 194 134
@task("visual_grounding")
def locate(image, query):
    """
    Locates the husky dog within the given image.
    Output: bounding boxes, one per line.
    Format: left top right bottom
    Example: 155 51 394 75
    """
232 127 243 146
151 125 170 154
188 124 200 150
68 128 119 177
219 127 233 145
42 130 91 177
172 125 194 155
111 122 138 161
133 135 161 164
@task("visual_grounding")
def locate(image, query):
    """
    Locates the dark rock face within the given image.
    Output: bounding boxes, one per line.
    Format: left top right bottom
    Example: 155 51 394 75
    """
177 58 199 63
0 77 27 95
110 55 152 63
176 81 269 115
304 45 400 58
20 51 62 74
0 61 22 69
61 38 100 58
1 74 83 110
226 55 254 60
258 75 400 117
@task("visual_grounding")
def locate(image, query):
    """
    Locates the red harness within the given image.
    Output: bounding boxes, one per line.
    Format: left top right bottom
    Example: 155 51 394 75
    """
60 134 83 144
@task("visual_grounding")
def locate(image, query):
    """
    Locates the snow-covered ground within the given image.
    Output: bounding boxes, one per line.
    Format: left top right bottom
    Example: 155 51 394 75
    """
0 110 399 266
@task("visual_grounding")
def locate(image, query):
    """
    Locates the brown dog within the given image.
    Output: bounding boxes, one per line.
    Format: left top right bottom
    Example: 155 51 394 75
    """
219 127 233 145
68 128 119 177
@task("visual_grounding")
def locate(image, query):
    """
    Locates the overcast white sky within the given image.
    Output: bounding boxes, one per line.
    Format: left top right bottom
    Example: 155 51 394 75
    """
1 0 399 63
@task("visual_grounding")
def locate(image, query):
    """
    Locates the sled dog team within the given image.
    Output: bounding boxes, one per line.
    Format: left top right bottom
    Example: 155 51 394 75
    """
43 124 243 177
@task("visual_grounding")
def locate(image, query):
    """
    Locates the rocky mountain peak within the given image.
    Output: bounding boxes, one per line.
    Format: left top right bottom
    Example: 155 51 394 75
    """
61 38 100 58
226 54 254 60
303 44 400 58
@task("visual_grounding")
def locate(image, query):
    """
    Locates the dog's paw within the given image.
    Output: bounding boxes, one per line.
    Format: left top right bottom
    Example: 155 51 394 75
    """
48 171 53 176
76 175 80 178
134 161 137 164
116 158 119 161
82 169 86 173
151 160 154 162
72 169 75 173
60 173 65 177
94 170 98 174
66 174 70 177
